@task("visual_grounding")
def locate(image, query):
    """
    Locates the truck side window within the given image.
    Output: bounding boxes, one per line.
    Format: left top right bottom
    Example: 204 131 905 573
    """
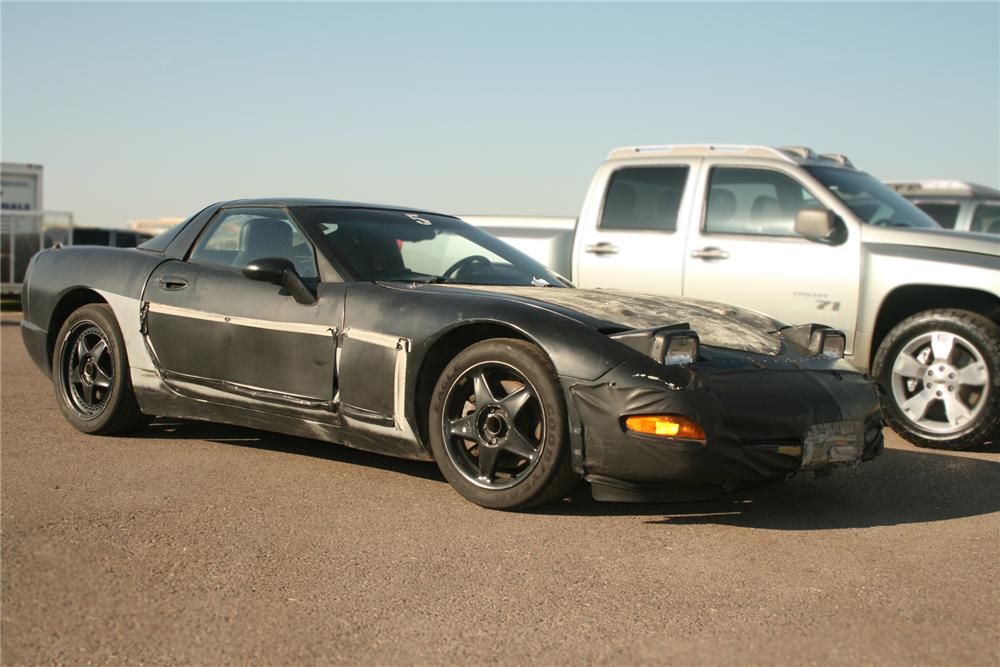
600 167 688 232
705 168 818 237
914 202 960 229
970 204 1000 234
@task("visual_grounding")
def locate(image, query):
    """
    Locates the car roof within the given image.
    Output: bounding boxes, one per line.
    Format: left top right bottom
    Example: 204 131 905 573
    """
219 197 457 218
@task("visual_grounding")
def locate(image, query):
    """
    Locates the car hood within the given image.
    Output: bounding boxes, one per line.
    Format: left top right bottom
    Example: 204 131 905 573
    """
861 225 1000 257
426 285 785 355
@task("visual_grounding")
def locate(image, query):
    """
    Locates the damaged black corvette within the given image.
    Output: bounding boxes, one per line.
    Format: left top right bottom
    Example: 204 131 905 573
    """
21 199 883 509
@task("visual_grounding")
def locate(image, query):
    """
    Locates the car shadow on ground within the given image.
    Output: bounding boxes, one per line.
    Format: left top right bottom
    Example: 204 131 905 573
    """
142 420 999 530
141 419 447 483
543 447 1000 529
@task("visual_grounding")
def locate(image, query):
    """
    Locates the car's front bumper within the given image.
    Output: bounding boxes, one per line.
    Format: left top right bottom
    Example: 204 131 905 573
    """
568 358 884 502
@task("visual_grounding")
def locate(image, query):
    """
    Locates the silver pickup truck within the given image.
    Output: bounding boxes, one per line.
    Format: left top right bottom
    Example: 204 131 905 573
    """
466 144 1000 450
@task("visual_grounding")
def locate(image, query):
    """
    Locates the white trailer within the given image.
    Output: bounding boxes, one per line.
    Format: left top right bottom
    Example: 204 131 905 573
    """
1 163 72 295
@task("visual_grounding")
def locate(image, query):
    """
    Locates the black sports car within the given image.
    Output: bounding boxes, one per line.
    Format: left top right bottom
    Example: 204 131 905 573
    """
20 199 883 509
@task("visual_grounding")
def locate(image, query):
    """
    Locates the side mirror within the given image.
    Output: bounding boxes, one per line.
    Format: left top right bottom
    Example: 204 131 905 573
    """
795 208 845 245
242 257 316 305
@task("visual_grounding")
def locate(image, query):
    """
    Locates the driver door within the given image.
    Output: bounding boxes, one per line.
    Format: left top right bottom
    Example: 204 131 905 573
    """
143 206 343 415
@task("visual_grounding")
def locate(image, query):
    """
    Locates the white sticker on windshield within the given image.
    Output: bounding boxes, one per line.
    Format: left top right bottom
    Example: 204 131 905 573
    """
405 213 432 226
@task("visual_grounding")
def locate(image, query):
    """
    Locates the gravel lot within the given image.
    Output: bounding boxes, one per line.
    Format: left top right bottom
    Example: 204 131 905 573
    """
2 314 998 665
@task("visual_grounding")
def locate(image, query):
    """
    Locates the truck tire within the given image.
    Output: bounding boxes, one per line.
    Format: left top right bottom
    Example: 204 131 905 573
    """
52 303 150 435
873 309 999 450
428 338 579 510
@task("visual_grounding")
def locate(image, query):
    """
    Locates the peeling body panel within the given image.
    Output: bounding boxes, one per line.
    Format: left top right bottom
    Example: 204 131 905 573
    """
430 285 784 356
20 246 168 376
142 261 344 406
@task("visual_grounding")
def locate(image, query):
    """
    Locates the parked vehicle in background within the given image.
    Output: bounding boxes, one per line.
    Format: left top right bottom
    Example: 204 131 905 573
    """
468 145 1000 450
46 227 152 248
888 180 1000 235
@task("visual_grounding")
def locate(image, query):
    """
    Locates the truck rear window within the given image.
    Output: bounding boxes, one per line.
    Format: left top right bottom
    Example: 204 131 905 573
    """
600 167 688 232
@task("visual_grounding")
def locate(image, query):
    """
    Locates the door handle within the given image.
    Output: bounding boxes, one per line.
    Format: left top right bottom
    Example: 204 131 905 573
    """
584 242 620 256
690 247 730 261
158 276 189 291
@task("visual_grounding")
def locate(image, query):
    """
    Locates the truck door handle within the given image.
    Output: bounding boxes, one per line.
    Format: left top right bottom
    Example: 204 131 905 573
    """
691 247 730 261
158 276 188 291
584 242 619 256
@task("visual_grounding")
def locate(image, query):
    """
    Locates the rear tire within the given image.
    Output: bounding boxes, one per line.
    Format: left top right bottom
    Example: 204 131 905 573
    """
52 303 150 435
873 309 998 450
428 338 579 510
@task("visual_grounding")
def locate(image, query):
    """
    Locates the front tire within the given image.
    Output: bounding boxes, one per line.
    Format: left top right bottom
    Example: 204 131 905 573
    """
873 309 999 450
428 338 579 510
52 303 149 435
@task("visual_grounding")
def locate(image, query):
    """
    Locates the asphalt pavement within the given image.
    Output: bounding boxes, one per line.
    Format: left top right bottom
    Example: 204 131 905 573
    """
2 314 998 666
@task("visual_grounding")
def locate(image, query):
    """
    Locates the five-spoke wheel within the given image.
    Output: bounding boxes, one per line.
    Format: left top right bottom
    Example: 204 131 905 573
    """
428 338 579 509
62 323 115 419
442 362 544 489
53 304 149 434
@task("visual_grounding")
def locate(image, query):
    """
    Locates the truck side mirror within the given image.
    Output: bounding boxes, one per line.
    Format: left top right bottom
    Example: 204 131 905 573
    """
243 257 317 305
795 208 845 245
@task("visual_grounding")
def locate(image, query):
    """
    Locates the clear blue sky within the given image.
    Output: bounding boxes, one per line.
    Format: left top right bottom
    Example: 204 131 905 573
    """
3 1 998 228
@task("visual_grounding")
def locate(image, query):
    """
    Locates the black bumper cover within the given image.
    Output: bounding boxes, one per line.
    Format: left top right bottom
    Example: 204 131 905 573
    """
569 358 883 502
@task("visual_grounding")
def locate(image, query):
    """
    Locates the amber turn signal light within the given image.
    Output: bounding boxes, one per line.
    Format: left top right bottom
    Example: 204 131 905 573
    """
624 415 706 440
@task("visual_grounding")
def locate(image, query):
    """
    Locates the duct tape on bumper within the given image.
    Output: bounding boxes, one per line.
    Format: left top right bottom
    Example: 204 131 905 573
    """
801 420 865 471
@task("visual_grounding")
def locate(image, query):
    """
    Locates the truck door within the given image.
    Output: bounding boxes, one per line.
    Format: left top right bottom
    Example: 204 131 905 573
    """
682 163 861 352
573 161 698 295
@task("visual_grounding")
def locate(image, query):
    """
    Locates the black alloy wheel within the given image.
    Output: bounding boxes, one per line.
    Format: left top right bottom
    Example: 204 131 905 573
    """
442 361 545 490
428 338 579 510
61 321 115 419
53 303 149 435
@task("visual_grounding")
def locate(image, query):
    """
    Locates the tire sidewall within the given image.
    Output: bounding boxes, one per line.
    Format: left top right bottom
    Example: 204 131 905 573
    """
52 304 134 434
874 310 999 448
428 339 569 510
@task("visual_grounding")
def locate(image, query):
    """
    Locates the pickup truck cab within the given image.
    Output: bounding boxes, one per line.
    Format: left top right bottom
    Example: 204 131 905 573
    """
467 144 1000 450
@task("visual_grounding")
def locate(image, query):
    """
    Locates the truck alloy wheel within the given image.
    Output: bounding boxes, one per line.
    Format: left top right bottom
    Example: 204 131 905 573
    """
875 309 999 450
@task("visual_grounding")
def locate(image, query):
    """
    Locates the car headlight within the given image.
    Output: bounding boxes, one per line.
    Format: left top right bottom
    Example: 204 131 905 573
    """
819 331 846 359
662 331 700 366
781 323 846 359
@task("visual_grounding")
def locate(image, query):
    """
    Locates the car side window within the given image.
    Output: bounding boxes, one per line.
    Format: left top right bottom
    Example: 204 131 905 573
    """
970 204 1000 234
914 202 960 229
600 167 689 232
189 207 318 279
705 168 819 237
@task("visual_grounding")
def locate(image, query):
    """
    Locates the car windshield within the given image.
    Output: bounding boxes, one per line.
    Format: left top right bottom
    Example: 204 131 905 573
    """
805 166 941 229
291 206 569 286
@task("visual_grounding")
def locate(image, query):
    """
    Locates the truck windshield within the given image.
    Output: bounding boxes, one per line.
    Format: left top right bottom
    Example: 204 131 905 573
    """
805 166 940 229
292 206 569 287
